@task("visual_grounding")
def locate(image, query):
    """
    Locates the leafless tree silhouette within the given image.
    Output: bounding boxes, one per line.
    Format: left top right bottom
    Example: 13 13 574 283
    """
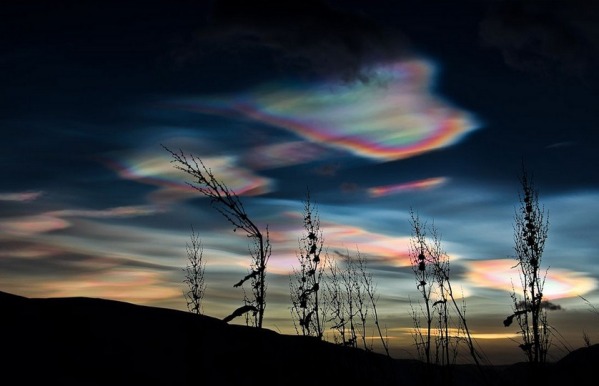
504 167 551 363
409 209 486 371
183 225 206 315
326 248 388 355
164 145 271 328
289 189 329 339
327 250 358 348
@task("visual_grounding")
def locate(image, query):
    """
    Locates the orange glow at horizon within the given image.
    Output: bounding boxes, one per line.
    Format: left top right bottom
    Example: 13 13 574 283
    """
391 327 519 340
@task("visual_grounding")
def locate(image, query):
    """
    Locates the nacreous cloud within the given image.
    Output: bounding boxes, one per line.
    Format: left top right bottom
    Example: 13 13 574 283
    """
368 177 447 198
106 149 274 206
466 259 597 300
0 191 44 202
169 59 480 162
268 210 413 273
0 214 70 236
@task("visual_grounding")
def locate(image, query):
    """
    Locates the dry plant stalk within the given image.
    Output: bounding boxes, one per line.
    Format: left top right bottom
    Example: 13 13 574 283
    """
504 167 551 363
409 209 485 370
290 190 328 339
183 225 207 315
164 145 271 328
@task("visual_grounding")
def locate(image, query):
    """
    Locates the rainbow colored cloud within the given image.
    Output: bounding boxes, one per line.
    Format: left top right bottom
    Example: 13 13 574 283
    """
266 211 413 274
105 150 273 206
368 177 447 197
170 59 479 162
37 269 181 304
466 259 597 300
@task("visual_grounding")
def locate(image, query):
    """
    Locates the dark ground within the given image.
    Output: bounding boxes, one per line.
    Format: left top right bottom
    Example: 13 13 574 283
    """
1 290 597 386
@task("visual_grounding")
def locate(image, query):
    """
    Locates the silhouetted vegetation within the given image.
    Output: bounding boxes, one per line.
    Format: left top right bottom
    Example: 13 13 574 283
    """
326 248 386 353
161 149 596 373
289 191 389 355
361 252 390 357
408 209 486 371
289 189 329 339
183 225 206 315
580 295 598 346
164 145 271 328
504 167 551 364
4 289 599 386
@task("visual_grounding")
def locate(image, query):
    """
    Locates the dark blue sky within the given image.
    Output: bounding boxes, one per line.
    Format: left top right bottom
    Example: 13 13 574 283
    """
2 0 599 364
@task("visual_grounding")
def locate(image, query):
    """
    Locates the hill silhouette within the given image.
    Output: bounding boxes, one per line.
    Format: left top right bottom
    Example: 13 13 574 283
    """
1 290 597 386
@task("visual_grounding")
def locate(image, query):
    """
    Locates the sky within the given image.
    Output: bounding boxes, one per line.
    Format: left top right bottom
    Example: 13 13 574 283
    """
2 0 599 365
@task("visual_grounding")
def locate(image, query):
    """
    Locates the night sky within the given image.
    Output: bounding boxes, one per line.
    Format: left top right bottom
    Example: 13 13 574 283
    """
2 0 599 364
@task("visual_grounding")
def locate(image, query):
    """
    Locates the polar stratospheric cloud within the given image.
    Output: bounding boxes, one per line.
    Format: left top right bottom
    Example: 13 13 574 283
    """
170 59 480 162
467 259 597 300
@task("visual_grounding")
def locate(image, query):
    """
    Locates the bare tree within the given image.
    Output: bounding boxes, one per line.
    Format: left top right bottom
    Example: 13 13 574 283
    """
164 145 271 328
409 209 485 369
408 210 435 365
503 167 551 363
289 189 328 339
327 250 357 348
326 248 387 355
183 225 207 315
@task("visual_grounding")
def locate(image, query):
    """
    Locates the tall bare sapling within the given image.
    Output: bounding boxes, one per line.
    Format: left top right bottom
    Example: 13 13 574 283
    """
503 168 551 363
289 190 328 339
183 225 207 315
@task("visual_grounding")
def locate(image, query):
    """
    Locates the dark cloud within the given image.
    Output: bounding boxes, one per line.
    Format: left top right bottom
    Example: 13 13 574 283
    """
201 0 412 82
514 300 563 312
479 0 599 82
340 182 360 193
313 163 341 177
541 301 563 311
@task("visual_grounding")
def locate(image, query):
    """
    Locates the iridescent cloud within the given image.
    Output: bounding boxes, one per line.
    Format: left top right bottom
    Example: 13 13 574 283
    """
368 177 447 197
243 140 325 169
37 269 180 304
0 214 70 236
0 242 66 259
170 59 479 162
269 211 413 273
0 204 160 237
46 205 159 218
324 225 412 266
105 150 273 205
466 259 597 300
0 191 44 202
